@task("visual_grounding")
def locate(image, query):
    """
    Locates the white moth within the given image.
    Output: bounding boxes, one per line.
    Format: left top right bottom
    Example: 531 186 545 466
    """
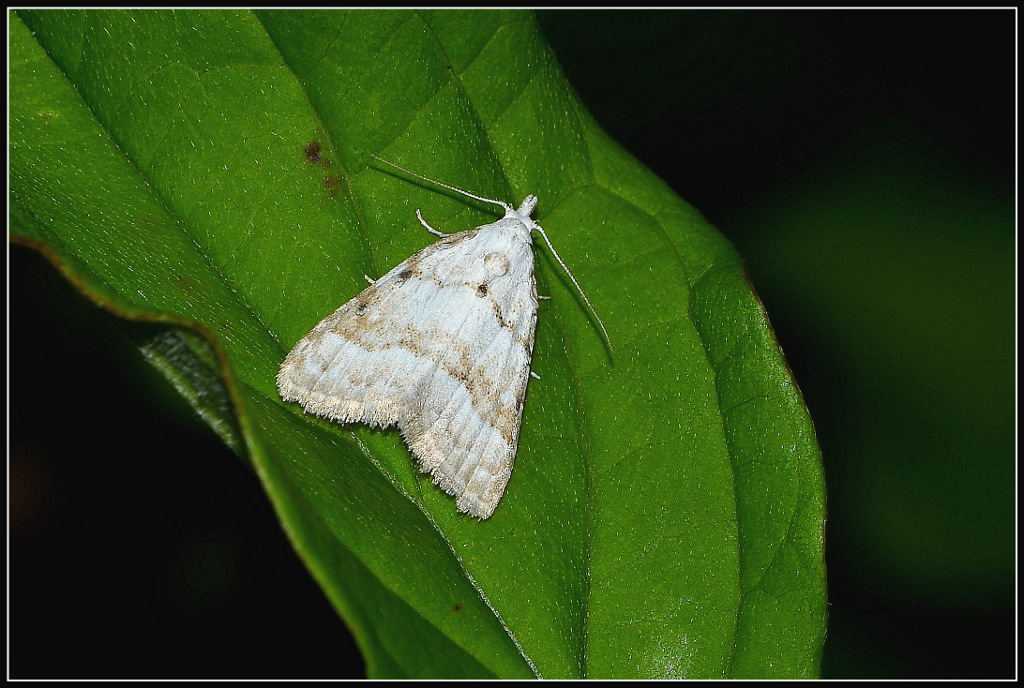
277 156 607 519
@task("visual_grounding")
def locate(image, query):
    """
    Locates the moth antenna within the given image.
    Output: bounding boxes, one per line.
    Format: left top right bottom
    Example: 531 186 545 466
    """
531 223 613 354
370 154 511 213
371 153 612 353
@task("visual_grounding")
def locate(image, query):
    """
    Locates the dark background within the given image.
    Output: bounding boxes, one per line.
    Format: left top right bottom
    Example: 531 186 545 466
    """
10 10 1015 678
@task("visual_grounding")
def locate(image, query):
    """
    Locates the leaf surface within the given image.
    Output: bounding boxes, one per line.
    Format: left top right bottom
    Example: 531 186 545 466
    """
10 9 826 678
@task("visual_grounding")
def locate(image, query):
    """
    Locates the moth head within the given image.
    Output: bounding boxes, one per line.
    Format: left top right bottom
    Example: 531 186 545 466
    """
517 195 538 218
507 195 540 236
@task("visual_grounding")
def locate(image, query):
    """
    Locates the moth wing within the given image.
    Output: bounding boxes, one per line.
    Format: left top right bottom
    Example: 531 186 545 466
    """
277 222 539 518
402 221 539 517
277 233 472 427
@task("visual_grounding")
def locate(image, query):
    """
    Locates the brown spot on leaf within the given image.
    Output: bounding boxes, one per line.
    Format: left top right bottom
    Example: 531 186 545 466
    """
322 175 343 197
303 140 322 164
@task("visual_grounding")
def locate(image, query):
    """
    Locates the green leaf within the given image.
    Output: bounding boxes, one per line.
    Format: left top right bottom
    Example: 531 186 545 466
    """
9 9 826 678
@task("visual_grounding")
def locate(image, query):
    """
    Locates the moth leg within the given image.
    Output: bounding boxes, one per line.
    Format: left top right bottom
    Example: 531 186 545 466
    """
363 274 376 285
416 209 449 238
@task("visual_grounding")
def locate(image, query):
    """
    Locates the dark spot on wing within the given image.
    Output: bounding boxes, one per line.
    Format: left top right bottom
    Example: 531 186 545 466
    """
492 300 511 330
